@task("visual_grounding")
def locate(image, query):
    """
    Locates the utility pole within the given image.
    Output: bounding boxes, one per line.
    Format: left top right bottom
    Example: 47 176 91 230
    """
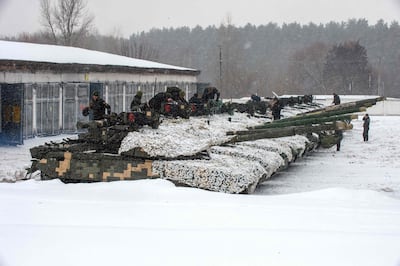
377 56 384 96
219 45 223 91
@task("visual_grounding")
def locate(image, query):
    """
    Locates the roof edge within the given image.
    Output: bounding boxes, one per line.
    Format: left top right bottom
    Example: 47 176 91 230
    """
0 60 201 76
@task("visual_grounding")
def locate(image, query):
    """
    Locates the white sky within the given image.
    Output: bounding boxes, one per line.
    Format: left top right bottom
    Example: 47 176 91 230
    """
1 0 400 37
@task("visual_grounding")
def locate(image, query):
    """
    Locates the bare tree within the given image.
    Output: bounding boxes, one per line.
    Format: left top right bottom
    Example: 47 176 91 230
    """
287 42 330 94
120 38 159 60
40 0 94 46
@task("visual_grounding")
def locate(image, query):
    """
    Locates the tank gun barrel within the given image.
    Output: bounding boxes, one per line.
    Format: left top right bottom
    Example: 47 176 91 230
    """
251 114 358 130
228 123 336 142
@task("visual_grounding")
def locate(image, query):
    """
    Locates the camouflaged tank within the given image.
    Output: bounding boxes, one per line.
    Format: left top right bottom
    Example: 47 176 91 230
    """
28 110 161 183
27 96 383 193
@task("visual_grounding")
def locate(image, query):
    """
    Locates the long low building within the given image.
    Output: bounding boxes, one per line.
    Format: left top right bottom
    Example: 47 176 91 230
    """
0 40 200 144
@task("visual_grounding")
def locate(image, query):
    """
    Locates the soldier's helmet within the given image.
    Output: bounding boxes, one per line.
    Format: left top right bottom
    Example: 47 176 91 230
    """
136 91 143 97
93 91 99 96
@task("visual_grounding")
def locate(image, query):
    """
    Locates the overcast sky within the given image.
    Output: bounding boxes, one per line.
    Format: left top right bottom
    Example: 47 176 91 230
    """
1 0 400 37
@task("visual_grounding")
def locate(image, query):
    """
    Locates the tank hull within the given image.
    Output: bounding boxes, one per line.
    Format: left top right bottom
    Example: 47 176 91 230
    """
32 151 157 183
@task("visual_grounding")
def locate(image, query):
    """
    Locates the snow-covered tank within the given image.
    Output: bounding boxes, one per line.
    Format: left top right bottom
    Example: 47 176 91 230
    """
28 109 320 193
28 96 382 194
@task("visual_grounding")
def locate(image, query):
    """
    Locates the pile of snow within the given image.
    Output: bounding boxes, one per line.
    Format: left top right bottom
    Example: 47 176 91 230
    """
119 112 270 157
1 113 400 266
153 135 312 194
119 111 317 193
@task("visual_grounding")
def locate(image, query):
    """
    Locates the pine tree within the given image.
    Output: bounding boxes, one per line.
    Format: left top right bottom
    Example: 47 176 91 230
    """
323 41 373 94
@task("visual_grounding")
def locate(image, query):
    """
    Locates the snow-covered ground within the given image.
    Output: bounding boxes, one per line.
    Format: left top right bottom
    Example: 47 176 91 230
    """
0 114 400 266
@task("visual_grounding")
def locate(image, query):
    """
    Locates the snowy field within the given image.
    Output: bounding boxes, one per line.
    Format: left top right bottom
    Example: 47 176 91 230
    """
0 114 400 266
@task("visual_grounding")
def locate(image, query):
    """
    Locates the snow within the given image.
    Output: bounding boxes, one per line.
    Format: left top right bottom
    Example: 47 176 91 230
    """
119 112 269 157
0 40 195 71
1 112 400 265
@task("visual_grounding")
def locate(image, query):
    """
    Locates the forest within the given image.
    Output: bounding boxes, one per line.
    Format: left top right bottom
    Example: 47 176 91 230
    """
5 18 400 98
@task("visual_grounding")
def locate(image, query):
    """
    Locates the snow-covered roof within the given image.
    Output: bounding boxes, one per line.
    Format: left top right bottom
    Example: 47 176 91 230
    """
0 40 197 72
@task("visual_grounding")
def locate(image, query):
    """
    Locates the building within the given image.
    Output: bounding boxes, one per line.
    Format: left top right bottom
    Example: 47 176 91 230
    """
0 40 200 144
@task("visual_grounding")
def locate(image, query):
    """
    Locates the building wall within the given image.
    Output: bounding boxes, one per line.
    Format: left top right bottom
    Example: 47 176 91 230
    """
20 80 197 138
1 67 198 139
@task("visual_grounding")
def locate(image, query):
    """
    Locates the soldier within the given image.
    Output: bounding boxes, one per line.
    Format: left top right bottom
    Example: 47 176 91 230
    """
202 87 220 103
166 86 182 101
362 113 370 141
251 94 261 102
271 97 282 120
83 91 111 120
178 90 188 104
189 93 202 104
335 130 343 151
148 92 172 112
130 91 143 111
189 93 204 116
332 93 341 105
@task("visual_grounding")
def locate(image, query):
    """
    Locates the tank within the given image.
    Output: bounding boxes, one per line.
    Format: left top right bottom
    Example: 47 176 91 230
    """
27 104 322 193
29 110 161 183
27 96 382 193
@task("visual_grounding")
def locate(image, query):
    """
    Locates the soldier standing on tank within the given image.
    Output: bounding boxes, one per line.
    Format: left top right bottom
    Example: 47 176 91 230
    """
130 91 143 111
202 87 220 103
149 92 172 112
271 97 282 120
189 93 204 115
85 91 111 120
189 93 202 104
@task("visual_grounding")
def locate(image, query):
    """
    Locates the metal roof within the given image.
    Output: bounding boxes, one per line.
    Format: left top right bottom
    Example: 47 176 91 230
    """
0 40 198 74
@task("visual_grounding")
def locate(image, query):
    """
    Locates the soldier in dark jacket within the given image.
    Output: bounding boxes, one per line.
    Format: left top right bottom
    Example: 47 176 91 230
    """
332 93 341 105
363 113 370 141
130 91 143 111
189 93 202 104
189 93 204 115
271 97 282 120
86 91 111 120
148 92 171 112
202 87 220 103
335 129 343 151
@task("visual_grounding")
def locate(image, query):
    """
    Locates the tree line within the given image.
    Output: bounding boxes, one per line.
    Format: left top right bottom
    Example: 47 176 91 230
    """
3 0 400 98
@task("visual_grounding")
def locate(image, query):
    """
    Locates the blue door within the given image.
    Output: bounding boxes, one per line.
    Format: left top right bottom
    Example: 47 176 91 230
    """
0 84 24 145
